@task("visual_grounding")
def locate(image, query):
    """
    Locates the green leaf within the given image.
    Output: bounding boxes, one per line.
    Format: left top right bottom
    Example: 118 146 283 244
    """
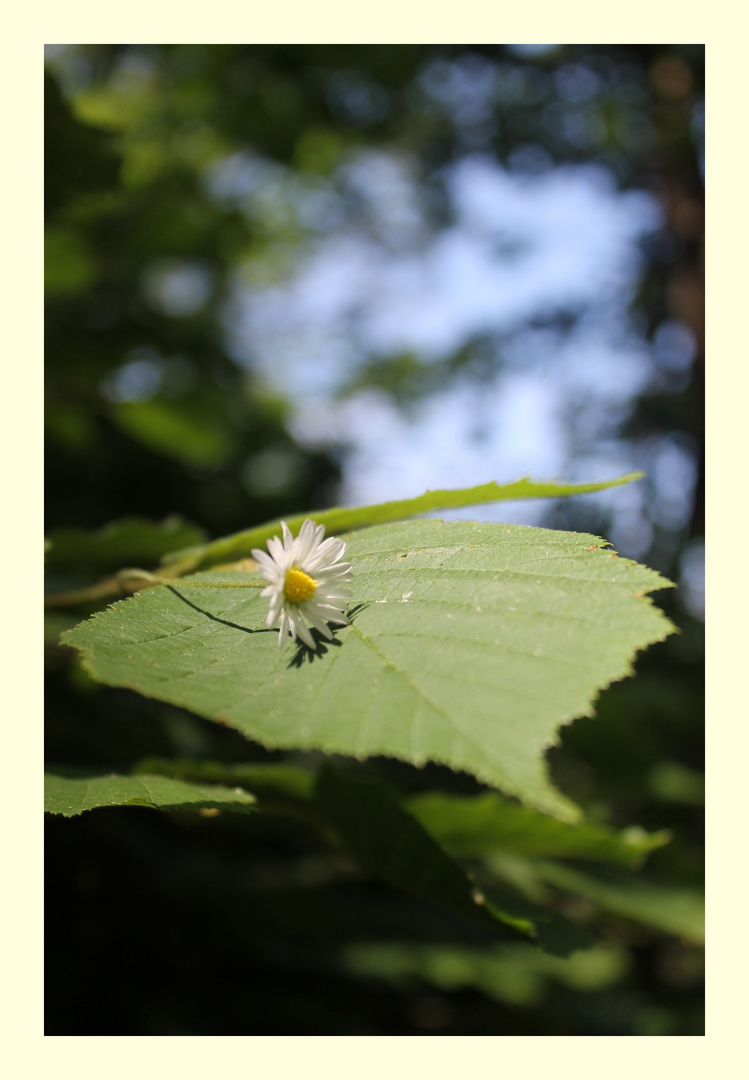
405 791 670 867
45 227 96 296
45 516 207 571
44 767 256 817
530 861 704 945
45 69 121 215
110 396 235 468
162 473 642 572
61 519 674 818
471 882 598 957
316 767 534 941
133 757 316 804
648 761 705 806
342 941 630 1007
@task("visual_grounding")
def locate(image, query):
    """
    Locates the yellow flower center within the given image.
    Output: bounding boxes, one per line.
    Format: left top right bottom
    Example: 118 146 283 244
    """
284 567 318 604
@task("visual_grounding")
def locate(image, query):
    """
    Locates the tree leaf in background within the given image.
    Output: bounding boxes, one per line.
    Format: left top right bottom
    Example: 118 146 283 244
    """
44 767 256 817
316 766 534 941
529 861 704 945
44 68 121 216
62 519 674 818
45 516 207 571
110 396 236 468
45 227 96 297
133 756 317 803
162 473 642 572
341 940 630 1008
405 791 670 867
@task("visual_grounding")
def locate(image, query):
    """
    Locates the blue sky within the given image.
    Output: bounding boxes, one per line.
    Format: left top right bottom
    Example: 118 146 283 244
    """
216 145 702 614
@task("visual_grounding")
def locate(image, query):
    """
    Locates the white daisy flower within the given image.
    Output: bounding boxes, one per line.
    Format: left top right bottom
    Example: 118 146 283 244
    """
251 519 353 651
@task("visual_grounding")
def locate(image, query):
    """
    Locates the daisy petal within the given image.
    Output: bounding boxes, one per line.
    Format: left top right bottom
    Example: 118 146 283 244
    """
267 535 285 562
304 610 334 639
294 616 316 650
277 610 290 649
251 548 276 570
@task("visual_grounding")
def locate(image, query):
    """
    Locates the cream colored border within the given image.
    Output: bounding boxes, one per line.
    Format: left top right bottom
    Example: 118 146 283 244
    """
21 19 725 1070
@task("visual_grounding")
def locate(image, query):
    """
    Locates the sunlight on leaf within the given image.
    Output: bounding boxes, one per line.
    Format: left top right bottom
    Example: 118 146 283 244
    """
62 519 674 818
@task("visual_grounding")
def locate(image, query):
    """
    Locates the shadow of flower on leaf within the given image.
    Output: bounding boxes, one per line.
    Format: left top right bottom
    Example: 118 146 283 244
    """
286 603 369 668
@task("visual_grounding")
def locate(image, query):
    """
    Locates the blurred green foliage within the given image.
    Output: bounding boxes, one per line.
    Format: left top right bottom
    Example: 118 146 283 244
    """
45 45 703 1035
